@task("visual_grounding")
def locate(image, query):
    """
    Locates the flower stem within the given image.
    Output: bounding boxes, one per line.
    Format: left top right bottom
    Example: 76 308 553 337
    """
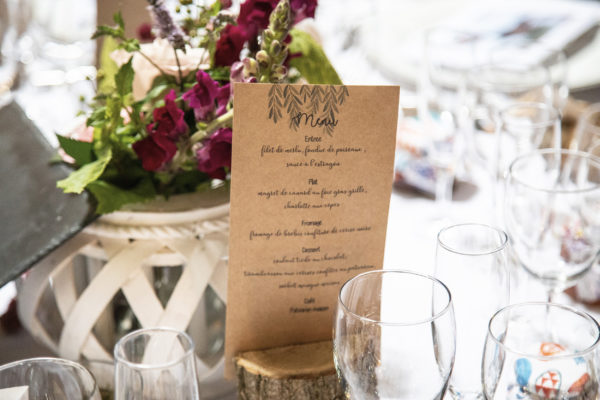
190 109 233 144
173 48 184 92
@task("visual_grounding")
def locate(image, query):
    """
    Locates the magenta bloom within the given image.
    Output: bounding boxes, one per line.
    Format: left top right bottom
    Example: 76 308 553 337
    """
133 132 177 171
183 71 220 121
153 90 187 140
216 84 231 116
196 128 232 179
215 24 246 67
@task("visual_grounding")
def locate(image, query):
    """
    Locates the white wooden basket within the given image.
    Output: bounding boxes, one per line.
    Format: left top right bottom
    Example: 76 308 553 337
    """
16 190 234 398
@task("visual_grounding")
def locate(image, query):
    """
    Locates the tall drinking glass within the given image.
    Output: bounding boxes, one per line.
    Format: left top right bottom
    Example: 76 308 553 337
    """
419 28 474 216
483 302 600 399
435 223 510 399
0 357 100 399
505 149 600 302
114 327 200 400
333 270 456 400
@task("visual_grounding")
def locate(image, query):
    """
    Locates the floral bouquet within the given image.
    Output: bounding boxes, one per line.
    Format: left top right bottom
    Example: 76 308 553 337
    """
56 0 340 213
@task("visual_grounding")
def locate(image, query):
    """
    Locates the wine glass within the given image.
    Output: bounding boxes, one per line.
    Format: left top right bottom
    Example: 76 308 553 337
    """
419 28 474 218
484 43 568 113
466 62 552 173
483 302 600 399
333 270 456 399
114 327 200 400
497 102 561 176
0 357 100 399
505 149 600 302
435 223 510 399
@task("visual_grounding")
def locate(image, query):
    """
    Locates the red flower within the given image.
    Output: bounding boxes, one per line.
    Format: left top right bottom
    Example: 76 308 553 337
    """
133 133 177 171
182 71 220 121
237 0 278 39
133 90 186 171
153 90 187 140
237 0 317 38
215 24 246 67
196 128 232 179
137 22 155 43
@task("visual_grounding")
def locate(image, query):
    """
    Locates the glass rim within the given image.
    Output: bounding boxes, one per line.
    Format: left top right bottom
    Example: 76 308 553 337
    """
499 102 559 130
468 62 550 92
114 327 196 370
487 302 600 359
338 269 453 327
507 149 600 194
578 103 600 138
437 223 509 256
0 357 99 394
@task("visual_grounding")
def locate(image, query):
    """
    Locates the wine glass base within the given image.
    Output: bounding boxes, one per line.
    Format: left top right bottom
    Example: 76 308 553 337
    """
447 386 484 400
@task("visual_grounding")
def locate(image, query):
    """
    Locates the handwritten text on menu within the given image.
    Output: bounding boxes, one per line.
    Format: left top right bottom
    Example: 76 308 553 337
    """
225 84 399 376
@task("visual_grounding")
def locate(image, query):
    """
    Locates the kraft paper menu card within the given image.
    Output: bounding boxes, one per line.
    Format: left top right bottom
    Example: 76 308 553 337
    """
226 83 399 376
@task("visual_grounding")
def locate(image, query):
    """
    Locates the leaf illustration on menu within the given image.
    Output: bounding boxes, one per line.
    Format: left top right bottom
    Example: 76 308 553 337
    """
284 85 302 130
268 85 283 123
337 86 349 105
309 86 322 115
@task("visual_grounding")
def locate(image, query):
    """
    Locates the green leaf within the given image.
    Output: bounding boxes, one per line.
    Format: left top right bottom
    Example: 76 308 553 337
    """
207 66 230 82
57 147 112 194
91 25 123 40
87 178 156 214
288 29 342 85
56 135 93 166
115 57 134 97
120 38 140 53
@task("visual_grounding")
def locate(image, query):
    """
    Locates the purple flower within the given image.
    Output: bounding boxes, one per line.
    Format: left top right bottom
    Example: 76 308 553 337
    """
152 89 187 140
216 84 231 116
183 71 220 121
215 24 246 67
290 0 317 23
147 0 186 50
196 128 232 179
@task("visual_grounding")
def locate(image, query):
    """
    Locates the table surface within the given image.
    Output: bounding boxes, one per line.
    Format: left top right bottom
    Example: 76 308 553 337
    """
1 1 600 398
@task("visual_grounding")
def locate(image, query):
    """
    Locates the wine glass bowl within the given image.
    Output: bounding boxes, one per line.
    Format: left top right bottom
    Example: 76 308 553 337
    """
0 357 100 399
333 270 456 400
114 327 200 400
505 149 600 300
483 302 600 399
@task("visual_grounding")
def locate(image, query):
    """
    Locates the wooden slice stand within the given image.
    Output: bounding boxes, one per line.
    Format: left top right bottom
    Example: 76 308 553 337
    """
235 340 345 400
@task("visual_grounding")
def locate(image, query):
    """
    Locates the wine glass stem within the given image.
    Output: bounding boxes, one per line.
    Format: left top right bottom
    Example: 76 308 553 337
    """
435 169 453 213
